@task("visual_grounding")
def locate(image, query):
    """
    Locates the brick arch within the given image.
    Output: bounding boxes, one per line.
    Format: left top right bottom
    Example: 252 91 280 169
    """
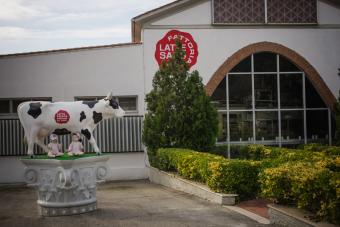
205 41 336 110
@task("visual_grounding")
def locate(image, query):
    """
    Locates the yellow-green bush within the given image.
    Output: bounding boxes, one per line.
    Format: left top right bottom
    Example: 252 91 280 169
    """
155 148 260 199
300 143 340 156
152 145 340 224
259 162 340 224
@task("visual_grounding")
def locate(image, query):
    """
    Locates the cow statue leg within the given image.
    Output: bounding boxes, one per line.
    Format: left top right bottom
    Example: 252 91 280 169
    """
27 139 34 158
36 138 50 154
27 128 39 158
81 129 101 155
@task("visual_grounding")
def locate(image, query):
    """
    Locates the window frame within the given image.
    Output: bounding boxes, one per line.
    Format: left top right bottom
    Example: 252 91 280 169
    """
0 97 52 119
213 53 331 149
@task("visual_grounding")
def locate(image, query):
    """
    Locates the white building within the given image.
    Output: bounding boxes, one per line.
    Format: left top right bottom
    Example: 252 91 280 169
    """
1 0 340 183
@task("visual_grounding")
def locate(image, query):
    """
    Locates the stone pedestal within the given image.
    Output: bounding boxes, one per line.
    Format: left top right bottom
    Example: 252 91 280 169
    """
21 156 109 216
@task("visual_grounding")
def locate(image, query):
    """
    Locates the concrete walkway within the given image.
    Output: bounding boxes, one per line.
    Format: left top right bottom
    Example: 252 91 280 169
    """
0 180 277 227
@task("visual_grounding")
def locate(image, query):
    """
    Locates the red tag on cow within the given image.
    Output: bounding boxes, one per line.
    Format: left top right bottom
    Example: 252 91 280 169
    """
55 110 70 124
155 29 198 69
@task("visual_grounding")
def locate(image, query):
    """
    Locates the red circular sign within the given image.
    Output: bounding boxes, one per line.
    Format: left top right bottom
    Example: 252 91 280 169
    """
155 30 198 69
55 110 70 124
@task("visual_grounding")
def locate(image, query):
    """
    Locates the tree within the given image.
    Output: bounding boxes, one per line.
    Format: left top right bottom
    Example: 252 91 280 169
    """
143 40 218 162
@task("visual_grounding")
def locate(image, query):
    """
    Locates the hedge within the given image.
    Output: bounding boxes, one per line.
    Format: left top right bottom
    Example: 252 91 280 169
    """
150 144 340 224
155 148 260 199
259 160 340 224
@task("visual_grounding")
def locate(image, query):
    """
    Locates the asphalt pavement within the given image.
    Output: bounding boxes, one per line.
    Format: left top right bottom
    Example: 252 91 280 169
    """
0 180 277 227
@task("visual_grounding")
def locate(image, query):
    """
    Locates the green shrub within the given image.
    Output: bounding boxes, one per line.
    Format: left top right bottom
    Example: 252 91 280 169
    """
299 143 327 152
207 159 261 199
259 162 340 224
259 165 293 204
154 144 340 223
246 144 279 160
155 148 260 199
210 144 284 160
205 144 229 158
301 144 340 156
210 145 250 159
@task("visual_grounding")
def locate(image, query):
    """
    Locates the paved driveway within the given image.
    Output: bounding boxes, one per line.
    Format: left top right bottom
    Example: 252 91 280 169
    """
0 180 276 227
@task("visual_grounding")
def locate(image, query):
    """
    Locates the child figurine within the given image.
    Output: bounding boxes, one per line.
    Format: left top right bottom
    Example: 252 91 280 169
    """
47 134 63 158
68 133 84 156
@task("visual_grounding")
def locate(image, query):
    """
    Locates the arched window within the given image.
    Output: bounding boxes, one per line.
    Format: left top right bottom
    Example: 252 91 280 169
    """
212 52 333 146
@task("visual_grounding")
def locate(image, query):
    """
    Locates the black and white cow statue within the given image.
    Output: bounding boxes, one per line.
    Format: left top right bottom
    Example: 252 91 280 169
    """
17 92 125 157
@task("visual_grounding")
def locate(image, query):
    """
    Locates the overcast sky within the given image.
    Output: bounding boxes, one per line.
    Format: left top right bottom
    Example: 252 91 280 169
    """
0 0 174 54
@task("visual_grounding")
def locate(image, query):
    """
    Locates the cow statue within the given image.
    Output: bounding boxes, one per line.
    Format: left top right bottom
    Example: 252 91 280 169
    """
17 92 125 157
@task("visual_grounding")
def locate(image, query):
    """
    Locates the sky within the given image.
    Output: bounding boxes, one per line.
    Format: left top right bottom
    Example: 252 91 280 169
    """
0 0 174 54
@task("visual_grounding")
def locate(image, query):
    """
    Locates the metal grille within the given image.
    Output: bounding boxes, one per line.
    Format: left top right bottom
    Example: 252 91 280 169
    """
0 116 144 156
267 0 317 24
213 0 265 24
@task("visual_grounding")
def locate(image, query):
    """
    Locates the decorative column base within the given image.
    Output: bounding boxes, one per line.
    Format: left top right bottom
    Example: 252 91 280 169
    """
21 155 109 217
40 202 97 216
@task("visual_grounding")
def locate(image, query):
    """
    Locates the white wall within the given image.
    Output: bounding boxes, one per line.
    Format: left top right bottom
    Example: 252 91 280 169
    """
149 0 340 26
0 153 148 184
318 1 340 24
143 0 340 100
151 0 211 26
143 28 340 100
0 44 145 114
0 45 148 184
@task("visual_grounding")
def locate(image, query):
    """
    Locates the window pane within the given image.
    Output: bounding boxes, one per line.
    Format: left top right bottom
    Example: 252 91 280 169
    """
217 112 227 142
230 56 251 72
331 115 336 144
307 110 329 144
255 111 278 140
0 100 10 113
229 111 253 141
12 99 30 113
255 74 277 109
305 77 326 108
229 74 252 110
118 97 137 111
281 111 304 142
211 77 226 109
12 98 52 113
280 74 303 108
279 55 300 72
254 52 277 72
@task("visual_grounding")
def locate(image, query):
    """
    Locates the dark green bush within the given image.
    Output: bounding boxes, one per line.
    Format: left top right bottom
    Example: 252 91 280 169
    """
211 145 250 159
142 41 218 152
207 159 261 199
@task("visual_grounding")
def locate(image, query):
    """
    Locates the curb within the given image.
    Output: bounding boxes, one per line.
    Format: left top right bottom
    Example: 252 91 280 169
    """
223 205 271 225
268 205 338 227
148 166 238 205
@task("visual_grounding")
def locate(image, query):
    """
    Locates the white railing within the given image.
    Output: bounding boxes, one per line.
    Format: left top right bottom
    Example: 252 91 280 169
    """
0 116 144 156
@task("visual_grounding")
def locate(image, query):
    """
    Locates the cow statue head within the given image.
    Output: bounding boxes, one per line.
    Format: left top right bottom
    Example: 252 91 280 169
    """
103 92 125 118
